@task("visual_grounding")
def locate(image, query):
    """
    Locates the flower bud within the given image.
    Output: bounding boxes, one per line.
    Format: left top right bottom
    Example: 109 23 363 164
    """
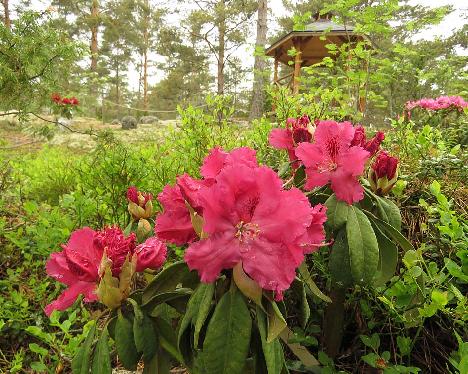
127 186 153 220
368 151 398 195
96 252 137 309
136 218 152 239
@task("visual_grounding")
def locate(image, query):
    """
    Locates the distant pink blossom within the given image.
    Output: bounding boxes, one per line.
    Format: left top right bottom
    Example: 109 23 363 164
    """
295 120 370 204
184 163 326 300
405 95 468 112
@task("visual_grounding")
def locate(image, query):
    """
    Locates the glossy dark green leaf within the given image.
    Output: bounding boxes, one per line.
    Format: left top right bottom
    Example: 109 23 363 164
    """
142 288 192 311
375 195 402 231
346 206 379 284
373 224 399 286
91 328 111 374
325 194 350 231
143 261 190 304
154 317 183 363
71 323 96 374
115 310 140 370
199 287 252 374
134 312 158 362
364 210 414 252
329 229 352 287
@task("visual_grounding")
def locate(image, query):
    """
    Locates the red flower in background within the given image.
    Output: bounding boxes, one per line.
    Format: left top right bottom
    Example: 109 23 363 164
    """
295 120 370 204
51 93 61 104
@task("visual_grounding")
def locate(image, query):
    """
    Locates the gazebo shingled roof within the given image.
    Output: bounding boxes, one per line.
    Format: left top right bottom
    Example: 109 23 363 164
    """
266 13 365 95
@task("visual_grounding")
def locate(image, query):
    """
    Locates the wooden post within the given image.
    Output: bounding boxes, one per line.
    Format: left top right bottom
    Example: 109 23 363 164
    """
274 57 279 85
292 39 302 94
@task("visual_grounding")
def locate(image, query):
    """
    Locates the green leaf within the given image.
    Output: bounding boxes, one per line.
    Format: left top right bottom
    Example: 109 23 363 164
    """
329 229 353 287
142 288 192 311
373 224 398 286
233 262 263 307
134 312 158 362
142 348 171 374
279 328 319 368
364 210 414 252
115 310 140 370
267 300 287 343
346 206 379 284
91 329 111 374
257 306 284 374
143 261 191 304
325 194 350 230
193 284 215 349
298 263 331 303
375 196 402 231
72 323 96 374
199 287 252 374
154 317 183 363
360 334 380 350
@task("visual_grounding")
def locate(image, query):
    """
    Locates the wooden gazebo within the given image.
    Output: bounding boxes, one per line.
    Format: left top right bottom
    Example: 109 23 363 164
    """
266 13 365 94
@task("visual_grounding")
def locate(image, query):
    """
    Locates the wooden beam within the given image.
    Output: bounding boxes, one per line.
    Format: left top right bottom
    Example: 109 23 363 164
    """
292 38 302 94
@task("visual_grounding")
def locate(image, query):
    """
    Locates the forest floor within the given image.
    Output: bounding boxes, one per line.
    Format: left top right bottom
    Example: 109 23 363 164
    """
0 116 175 153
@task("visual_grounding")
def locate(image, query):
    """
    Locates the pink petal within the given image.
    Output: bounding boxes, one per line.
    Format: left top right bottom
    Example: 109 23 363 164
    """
176 174 212 211
313 120 354 148
254 186 311 243
46 252 76 286
155 210 197 245
297 204 327 254
269 128 294 150
63 227 101 281
45 281 97 316
185 232 241 283
201 147 228 179
242 237 298 295
330 170 365 204
337 146 370 177
135 237 167 272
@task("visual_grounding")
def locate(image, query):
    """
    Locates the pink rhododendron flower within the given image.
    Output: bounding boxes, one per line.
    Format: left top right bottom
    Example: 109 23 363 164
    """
296 204 328 254
201 147 258 179
135 237 167 272
184 163 326 299
156 147 258 245
295 120 370 204
269 115 314 168
155 184 198 245
45 227 166 316
405 95 468 112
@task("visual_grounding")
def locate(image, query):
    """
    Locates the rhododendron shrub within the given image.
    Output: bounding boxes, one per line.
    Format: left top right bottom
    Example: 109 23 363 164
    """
44 125 410 373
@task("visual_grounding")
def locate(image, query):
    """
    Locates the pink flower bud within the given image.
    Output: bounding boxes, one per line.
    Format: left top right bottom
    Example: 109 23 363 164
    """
135 237 167 272
369 151 398 195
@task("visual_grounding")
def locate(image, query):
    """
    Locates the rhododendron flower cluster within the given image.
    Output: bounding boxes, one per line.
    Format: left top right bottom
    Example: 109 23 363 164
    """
295 120 371 204
51 93 79 106
368 151 399 195
45 227 166 315
269 115 314 168
405 95 468 112
155 147 327 300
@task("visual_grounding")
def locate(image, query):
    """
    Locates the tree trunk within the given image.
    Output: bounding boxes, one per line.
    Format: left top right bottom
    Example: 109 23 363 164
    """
90 0 99 72
2 0 10 30
249 0 268 120
217 0 226 95
143 0 149 111
116 63 120 117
